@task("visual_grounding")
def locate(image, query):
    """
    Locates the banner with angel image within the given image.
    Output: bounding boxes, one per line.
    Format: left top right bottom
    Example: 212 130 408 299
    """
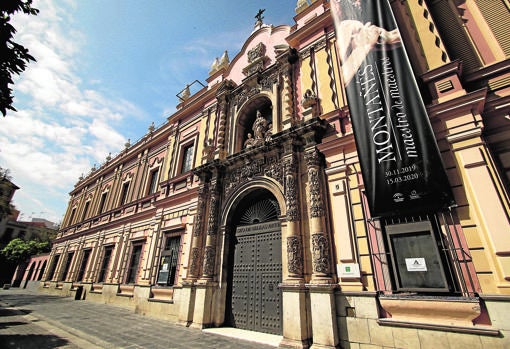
331 0 455 217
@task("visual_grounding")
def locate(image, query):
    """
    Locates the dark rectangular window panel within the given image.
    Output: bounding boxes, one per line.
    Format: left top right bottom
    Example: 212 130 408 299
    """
77 249 91 282
61 252 74 281
98 192 108 214
98 246 113 283
126 244 143 284
120 182 130 205
181 144 194 173
81 201 90 221
386 221 449 292
157 236 181 286
68 208 76 226
148 169 159 194
48 254 60 280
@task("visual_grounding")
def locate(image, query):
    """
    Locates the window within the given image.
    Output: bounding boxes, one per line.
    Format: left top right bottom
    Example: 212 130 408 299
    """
119 182 130 205
98 246 113 283
98 192 108 214
81 201 90 221
77 249 91 282
157 235 181 286
181 144 194 173
384 220 451 293
48 254 60 280
126 243 143 284
148 169 160 195
61 252 74 281
68 208 76 226
37 260 47 281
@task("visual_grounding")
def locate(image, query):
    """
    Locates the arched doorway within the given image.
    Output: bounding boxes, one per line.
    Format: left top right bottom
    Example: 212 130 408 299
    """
225 189 283 335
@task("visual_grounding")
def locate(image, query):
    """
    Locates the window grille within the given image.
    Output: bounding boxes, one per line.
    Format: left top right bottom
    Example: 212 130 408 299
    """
366 211 479 298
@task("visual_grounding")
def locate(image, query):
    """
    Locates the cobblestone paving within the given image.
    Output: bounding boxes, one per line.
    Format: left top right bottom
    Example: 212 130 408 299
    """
0 289 275 349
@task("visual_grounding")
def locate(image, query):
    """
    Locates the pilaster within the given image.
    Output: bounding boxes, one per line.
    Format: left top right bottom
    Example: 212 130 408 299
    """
304 147 334 284
308 285 340 349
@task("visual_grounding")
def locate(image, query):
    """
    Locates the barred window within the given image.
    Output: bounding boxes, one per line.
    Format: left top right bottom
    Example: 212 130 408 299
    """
126 243 143 284
98 246 113 283
157 235 181 286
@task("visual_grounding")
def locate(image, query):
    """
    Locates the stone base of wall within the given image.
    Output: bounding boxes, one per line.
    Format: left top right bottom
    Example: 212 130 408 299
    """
336 292 509 349
39 282 179 322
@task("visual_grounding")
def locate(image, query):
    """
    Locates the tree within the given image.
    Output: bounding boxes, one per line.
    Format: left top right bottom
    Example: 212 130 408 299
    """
0 0 39 116
0 166 15 219
1 238 49 264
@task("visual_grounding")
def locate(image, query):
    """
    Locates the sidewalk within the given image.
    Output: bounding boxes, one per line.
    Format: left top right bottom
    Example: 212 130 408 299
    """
0 288 278 349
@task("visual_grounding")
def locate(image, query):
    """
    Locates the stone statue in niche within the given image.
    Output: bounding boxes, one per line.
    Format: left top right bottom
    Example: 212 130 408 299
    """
244 110 271 149
244 133 255 148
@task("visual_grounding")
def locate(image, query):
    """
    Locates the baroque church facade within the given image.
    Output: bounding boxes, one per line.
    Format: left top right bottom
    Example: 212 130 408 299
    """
41 1 510 348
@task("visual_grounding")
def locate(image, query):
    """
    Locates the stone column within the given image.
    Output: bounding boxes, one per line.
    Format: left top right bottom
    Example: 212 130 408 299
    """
280 150 312 349
214 81 235 160
178 174 209 327
191 174 220 329
188 182 208 280
304 147 333 283
200 177 220 281
276 47 298 131
304 146 339 349
284 153 304 281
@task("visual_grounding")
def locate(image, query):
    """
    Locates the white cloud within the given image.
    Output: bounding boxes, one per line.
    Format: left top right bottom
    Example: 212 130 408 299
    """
1 0 146 223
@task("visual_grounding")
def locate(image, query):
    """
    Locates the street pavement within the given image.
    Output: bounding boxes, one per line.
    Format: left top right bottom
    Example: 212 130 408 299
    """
0 288 277 349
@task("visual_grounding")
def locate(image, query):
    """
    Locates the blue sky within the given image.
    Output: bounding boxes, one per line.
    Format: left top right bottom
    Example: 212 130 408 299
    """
1 0 296 224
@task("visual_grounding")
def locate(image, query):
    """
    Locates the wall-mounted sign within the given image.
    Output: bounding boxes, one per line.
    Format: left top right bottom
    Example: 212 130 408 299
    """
337 263 361 278
405 257 427 272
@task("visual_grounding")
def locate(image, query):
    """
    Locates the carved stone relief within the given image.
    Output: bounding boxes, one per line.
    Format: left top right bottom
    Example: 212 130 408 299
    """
248 42 266 63
287 236 303 275
206 193 219 236
284 156 299 221
312 233 330 274
224 156 283 197
233 86 260 107
308 167 324 218
304 149 324 218
243 43 269 76
193 185 207 237
189 247 200 277
202 245 216 277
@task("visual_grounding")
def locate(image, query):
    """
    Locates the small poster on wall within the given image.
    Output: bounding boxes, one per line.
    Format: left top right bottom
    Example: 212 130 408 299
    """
405 257 427 272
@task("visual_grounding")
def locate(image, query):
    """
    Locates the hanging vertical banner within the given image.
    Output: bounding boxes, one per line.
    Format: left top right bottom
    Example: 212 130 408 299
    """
331 0 454 217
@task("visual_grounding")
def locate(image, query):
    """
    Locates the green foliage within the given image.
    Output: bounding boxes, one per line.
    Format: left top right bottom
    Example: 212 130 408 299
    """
0 166 14 219
0 238 49 263
0 0 39 116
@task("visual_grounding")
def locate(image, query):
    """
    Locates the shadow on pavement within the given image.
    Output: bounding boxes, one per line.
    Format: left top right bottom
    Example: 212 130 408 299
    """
0 308 32 317
0 334 70 349
0 321 28 330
